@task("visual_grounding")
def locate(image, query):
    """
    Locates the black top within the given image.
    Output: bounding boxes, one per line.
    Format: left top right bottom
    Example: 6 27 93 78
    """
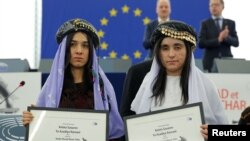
59 82 94 109
59 82 121 141
120 60 152 117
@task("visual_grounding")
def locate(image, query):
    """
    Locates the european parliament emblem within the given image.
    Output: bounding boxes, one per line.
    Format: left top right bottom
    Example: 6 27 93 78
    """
0 115 25 141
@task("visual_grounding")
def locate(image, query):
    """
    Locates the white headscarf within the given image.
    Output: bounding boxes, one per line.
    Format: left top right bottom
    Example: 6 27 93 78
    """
131 54 228 124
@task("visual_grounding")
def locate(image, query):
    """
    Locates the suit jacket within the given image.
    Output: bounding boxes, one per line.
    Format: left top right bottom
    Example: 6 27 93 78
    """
143 20 159 58
120 60 152 117
198 18 239 72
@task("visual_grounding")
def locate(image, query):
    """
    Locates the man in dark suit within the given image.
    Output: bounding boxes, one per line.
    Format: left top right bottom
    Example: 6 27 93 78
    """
119 60 152 141
198 0 239 72
143 0 171 59
120 60 152 117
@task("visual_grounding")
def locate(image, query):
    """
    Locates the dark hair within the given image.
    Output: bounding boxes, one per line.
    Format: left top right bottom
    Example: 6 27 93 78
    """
150 20 197 105
238 106 250 125
152 37 192 105
63 31 94 93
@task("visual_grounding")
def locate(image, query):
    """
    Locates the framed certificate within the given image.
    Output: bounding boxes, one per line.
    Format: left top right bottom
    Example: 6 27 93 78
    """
124 102 205 141
25 107 108 141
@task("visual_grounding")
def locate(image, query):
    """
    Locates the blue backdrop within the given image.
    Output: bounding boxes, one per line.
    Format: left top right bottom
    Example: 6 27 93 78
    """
41 0 210 64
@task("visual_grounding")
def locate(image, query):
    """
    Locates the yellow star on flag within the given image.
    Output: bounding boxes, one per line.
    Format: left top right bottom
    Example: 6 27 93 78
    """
143 17 151 25
109 51 117 58
134 8 142 17
121 54 129 60
133 50 142 59
100 42 108 50
100 18 108 26
122 5 129 13
109 8 118 17
97 30 105 38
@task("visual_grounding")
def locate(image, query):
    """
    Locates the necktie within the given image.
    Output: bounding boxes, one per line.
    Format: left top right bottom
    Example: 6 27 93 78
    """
215 18 221 31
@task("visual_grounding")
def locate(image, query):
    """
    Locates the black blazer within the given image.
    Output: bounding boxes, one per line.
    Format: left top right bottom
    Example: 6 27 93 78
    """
120 60 152 117
198 18 239 72
143 20 159 58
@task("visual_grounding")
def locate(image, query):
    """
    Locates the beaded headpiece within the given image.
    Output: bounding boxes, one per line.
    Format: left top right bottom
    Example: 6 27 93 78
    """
151 20 197 48
56 18 100 47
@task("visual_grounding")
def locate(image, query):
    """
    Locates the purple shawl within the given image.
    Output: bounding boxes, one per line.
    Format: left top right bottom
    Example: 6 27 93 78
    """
36 37 124 139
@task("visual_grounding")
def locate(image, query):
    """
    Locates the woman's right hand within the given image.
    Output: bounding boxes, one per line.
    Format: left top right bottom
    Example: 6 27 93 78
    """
22 104 35 126
22 111 33 126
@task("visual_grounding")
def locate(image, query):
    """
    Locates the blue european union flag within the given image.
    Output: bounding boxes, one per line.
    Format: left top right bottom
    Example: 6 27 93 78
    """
42 0 156 64
42 0 209 63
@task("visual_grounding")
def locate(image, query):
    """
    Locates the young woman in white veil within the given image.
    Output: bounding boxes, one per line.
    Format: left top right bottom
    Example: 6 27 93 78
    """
131 20 228 140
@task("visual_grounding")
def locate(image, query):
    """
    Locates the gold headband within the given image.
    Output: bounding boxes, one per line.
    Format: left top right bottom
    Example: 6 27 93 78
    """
72 19 98 36
56 18 100 46
160 27 196 47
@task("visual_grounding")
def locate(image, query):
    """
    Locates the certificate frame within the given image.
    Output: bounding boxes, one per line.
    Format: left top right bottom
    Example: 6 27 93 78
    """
25 107 108 141
124 102 205 141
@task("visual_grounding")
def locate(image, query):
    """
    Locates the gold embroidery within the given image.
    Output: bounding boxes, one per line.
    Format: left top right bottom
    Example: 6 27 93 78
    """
161 27 197 47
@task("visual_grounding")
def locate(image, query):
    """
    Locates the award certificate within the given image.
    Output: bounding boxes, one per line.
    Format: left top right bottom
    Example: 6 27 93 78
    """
124 102 205 141
26 107 108 141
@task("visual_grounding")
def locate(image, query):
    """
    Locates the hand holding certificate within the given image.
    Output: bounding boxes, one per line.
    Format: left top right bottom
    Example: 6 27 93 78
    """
124 102 205 141
26 107 108 141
